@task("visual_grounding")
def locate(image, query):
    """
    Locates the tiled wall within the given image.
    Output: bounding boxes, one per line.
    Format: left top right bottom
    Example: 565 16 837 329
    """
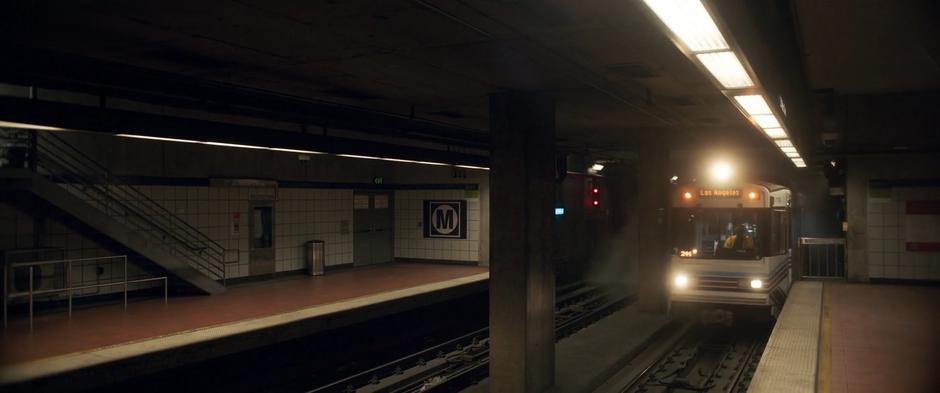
137 185 353 278
867 187 940 281
3 184 481 301
394 189 481 262
274 188 353 271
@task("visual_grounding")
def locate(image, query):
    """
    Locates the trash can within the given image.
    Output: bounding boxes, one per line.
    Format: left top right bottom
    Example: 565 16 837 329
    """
306 240 325 276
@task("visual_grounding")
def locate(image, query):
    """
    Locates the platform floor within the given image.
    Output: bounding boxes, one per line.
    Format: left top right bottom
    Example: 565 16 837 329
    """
0 263 487 370
750 281 940 393
827 283 940 393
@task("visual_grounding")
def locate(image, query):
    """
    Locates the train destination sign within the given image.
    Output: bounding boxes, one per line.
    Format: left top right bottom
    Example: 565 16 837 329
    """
698 188 742 198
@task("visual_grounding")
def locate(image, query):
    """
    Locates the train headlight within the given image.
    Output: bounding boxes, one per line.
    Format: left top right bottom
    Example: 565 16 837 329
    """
709 161 733 182
674 274 689 288
750 279 763 289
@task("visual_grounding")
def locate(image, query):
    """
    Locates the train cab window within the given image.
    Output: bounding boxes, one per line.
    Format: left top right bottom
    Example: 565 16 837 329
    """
673 209 761 260
769 209 790 256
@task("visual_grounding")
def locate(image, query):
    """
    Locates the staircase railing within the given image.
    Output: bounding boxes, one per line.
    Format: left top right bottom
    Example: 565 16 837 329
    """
31 132 227 282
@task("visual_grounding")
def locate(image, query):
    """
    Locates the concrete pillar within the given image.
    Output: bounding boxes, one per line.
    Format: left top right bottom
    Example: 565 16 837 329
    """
845 157 869 282
488 91 556 393
637 142 669 312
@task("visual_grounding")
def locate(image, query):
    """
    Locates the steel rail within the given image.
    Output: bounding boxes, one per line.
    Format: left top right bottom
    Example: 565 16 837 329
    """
308 283 632 393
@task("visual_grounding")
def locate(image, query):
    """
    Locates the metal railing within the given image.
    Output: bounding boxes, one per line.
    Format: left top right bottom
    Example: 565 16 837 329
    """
799 237 846 278
31 131 228 281
3 255 167 329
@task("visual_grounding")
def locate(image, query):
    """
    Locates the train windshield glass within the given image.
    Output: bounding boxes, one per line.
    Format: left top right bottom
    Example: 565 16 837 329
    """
673 208 763 260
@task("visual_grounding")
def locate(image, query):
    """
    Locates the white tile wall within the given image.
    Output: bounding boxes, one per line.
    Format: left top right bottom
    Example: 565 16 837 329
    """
394 189 481 262
141 185 354 279
274 188 353 272
867 186 940 281
3 184 474 292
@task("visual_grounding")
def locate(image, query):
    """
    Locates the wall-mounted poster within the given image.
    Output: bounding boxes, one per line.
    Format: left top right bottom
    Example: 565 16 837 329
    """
423 200 468 239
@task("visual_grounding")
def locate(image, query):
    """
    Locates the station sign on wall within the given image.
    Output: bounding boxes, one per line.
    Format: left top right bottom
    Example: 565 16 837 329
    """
905 200 940 251
423 200 468 239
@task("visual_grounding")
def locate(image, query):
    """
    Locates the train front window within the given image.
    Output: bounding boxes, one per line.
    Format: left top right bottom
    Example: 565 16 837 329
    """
673 209 763 260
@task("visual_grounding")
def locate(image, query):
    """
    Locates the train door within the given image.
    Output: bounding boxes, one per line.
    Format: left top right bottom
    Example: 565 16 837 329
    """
353 191 394 266
249 201 275 275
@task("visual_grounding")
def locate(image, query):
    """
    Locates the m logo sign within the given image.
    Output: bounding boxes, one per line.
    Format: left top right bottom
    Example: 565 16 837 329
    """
424 200 468 239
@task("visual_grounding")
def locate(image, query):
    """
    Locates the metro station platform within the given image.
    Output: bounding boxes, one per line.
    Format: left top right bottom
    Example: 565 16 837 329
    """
750 281 940 393
0 263 488 392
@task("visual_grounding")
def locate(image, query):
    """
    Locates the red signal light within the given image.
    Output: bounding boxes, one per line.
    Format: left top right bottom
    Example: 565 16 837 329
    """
592 200 599 206
592 188 599 194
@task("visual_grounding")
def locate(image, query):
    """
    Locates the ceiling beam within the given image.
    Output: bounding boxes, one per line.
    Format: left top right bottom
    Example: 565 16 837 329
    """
0 45 489 149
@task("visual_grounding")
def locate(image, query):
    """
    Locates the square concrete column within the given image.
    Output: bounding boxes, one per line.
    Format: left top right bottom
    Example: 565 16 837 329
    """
488 91 556 393
637 142 669 312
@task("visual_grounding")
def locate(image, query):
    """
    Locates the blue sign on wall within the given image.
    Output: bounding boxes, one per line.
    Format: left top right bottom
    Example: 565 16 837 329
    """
423 200 468 239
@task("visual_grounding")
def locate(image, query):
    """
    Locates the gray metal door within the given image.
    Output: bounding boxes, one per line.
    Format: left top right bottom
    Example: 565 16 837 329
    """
353 192 394 266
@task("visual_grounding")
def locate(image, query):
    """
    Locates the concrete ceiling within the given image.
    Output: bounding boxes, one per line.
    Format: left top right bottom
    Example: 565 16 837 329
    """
1 0 772 157
794 0 940 94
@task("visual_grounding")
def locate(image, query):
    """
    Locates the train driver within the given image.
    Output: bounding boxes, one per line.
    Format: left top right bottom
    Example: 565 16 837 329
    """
722 224 754 251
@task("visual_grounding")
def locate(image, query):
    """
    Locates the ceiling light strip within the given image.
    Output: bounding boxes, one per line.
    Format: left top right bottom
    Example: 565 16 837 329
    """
642 0 729 52
641 0 804 167
117 134 488 170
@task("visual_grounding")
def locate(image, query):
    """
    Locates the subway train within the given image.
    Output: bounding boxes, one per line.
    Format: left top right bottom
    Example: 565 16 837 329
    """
668 182 793 318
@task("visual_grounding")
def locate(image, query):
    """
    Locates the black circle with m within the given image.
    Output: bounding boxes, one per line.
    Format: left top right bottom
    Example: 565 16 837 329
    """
424 200 468 239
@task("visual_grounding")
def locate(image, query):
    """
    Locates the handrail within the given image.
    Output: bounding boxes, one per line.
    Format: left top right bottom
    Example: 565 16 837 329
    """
800 237 846 279
35 155 224 276
38 157 220 274
2 255 168 329
37 133 226 257
38 133 222 254
30 132 228 280
39 133 224 255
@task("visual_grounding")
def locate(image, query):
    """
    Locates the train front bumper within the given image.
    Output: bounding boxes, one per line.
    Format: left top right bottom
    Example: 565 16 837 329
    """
669 289 771 306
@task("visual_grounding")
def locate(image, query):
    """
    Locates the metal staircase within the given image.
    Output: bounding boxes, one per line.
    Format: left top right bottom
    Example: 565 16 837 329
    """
1 130 227 294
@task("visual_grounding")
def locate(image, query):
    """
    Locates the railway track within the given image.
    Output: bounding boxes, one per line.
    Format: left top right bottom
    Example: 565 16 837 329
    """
307 282 632 393
618 323 768 393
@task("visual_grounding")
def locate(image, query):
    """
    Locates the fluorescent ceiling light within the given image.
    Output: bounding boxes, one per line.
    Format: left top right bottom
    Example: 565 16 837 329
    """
337 154 382 160
780 147 797 153
269 147 325 155
763 128 787 139
734 95 772 115
696 51 754 89
752 114 781 129
785 152 800 158
774 139 793 148
204 141 267 150
382 157 450 166
455 165 490 171
792 158 806 168
118 135 473 169
116 134 200 144
591 163 605 171
338 153 463 168
642 0 729 52
0 120 68 131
